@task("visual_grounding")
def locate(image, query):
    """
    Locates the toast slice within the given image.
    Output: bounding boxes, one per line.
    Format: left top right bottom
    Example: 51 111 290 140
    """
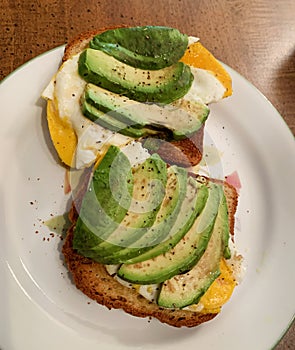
59 27 204 167
62 170 238 328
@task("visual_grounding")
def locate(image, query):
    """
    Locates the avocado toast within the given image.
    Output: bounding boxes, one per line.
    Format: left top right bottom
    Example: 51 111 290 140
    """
42 26 232 169
63 146 239 327
42 26 241 328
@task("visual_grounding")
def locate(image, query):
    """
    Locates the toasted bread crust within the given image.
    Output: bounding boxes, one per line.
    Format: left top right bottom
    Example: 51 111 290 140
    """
62 171 238 328
63 27 125 61
145 125 204 167
61 27 204 167
222 180 238 237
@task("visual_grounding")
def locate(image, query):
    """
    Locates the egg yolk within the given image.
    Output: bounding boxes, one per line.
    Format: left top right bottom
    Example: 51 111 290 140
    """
200 258 237 313
181 42 232 98
47 99 77 167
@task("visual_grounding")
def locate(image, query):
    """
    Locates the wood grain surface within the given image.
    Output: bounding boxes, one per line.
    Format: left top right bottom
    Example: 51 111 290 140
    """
1 0 294 349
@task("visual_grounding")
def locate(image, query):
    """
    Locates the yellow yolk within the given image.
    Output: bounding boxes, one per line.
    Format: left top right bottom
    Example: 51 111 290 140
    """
47 99 77 167
199 258 237 313
181 42 232 98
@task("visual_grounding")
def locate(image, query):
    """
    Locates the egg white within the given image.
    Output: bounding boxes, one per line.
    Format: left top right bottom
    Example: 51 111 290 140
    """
42 54 133 169
184 67 226 104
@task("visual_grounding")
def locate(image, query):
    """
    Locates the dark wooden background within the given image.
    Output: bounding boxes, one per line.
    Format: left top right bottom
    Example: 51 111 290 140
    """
1 1 294 348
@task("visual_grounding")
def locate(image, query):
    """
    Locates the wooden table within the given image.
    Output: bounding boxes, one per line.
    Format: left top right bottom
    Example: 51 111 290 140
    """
1 0 294 348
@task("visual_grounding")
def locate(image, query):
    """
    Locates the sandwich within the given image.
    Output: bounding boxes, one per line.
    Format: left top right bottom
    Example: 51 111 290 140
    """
42 26 242 328
42 25 232 169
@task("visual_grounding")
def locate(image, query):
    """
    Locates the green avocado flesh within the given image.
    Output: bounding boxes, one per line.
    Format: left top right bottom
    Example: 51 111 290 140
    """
157 192 230 308
117 183 223 284
82 83 209 140
73 145 133 252
74 153 168 262
98 165 188 264
78 48 193 104
89 26 188 70
121 177 209 264
81 98 150 138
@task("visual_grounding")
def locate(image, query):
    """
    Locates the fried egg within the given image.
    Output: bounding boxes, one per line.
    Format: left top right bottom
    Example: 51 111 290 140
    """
42 54 133 169
42 39 232 169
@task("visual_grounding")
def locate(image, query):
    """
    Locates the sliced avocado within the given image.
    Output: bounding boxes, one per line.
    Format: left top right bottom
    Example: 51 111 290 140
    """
84 83 209 140
122 177 208 264
81 98 149 138
90 26 188 70
83 83 145 128
101 165 188 264
79 154 168 263
73 145 133 252
117 183 223 284
157 191 229 308
78 48 193 104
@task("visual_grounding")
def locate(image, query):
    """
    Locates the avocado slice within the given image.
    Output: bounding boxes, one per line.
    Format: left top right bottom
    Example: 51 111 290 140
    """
78 48 193 104
83 83 145 128
73 145 133 252
121 177 208 265
79 154 168 263
90 26 188 70
157 191 230 308
117 183 223 284
81 98 150 138
83 83 209 140
100 165 188 264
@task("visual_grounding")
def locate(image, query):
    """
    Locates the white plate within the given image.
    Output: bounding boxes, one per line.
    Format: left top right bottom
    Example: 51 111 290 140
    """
0 47 294 350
